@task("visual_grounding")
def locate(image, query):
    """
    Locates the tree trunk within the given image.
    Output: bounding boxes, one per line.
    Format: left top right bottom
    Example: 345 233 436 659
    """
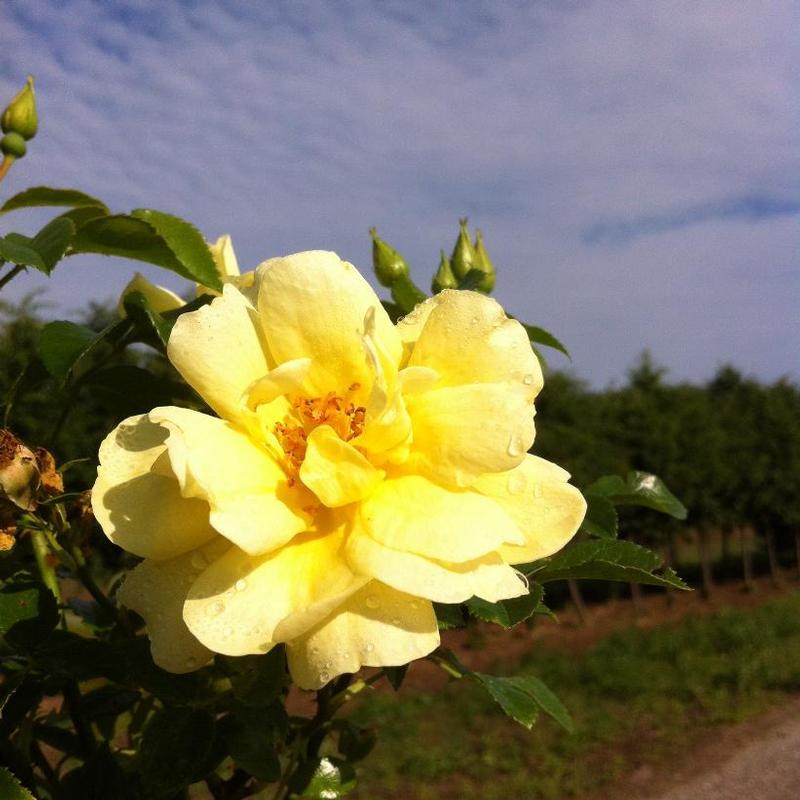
720 527 732 565
567 579 588 625
765 529 780 586
795 530 800 581
663 535 675 607
740 526 754 591
697 528 714 600
629 581 643 615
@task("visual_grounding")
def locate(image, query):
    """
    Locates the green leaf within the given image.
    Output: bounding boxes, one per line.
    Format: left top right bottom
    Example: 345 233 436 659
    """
0 572 59 650
515 674 574 732
0 186 109 216
433 602 465 630
37 320 96 383
34 630 126 681
338 721 377 762
467 583 545 629
80 686 140 720
0 766 35 800
587 471 688 519
131 208 221 290
298 757 356 798
219 707 281 781
581 493 618 538
139 707 216 797
53 204 108 230
384 665 408 690
85 365 194 417
122 290 173 348
60 745 140 800
529 539 689 590
390 273 427 314
520 323 571 359
0 236 46 271
29 216 75 273
473 674 539 729
221 647 287 707
70 214 195 279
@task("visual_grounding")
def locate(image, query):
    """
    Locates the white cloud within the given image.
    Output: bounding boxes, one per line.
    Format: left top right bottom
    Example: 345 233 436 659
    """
0 0 797 386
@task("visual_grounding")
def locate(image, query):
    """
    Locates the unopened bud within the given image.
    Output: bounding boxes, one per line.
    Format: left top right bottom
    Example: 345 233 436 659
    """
370 227 410 287
449 218 478 281
1 132 26 159
1 76 38 140
431 250 457 293
473 230 496 293
0 429 41 512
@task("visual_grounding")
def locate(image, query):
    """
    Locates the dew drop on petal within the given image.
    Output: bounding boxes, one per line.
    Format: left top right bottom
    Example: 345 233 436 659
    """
506 433 524 458
190 552 206 570
365 642 375 653
470 316 479 325
319 671 330 683
223 625 233 639
258 642 270 652
235 579 247 592
185 656 197 668
391 617 401 625
533 482 543 498
206 600 225 618
365 594 380 610
522 373 534 386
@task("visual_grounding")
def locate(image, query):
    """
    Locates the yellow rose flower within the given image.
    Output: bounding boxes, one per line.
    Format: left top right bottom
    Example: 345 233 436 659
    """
92 251 585 689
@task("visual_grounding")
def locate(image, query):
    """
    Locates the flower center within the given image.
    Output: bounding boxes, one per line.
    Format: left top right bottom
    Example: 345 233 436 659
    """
275 383 366 479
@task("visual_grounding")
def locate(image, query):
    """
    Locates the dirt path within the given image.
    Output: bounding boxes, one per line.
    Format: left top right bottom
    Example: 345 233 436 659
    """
593 696 800 800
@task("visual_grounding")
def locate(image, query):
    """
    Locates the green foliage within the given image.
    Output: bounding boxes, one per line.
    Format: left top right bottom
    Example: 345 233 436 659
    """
0 186 108 215
0 571 59 649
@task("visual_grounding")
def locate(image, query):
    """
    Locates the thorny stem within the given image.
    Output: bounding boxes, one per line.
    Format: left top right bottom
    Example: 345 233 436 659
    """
0 263 25 291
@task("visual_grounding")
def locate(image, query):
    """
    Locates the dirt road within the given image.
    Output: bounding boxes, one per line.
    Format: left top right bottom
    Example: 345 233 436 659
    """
599 697 800 800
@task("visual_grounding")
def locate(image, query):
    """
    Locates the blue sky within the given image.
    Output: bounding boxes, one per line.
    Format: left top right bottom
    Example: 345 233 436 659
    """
0 0 797 387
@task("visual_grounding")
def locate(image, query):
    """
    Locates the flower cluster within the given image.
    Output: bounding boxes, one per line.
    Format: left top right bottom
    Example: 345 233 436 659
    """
92 251 585 688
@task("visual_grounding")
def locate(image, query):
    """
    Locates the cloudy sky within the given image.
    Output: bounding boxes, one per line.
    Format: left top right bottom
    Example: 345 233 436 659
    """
0 0 797 387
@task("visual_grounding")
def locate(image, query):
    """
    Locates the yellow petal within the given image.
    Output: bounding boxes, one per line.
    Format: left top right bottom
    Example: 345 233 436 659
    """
167 284 271 428
475 455 587 564
92 415 216 560
118 538 228 673
287 581 439 690
210 234 240 278
243 357 312 410
256 251 401 395
358 475 524 562
117 272 184 318
149 406 309 555
407 289 542 394
406 383 535 487
299 425 384 507
184 522 366 656
346 530 527 604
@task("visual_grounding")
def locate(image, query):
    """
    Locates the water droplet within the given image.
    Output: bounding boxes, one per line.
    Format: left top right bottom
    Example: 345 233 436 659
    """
365 594 380 610
235 579 247 592
223 625 233 638
190 553 206 570
342 651 350 659
258 642 270 652
522 373 534 386
206 600 225 618
319 671 330 683
364 642 375 653
186 656 197 668
396 315 405 323
506 434 524 457
470 315 479 325
391 617 401 625
409 600 421 610
533 482 543 498
507 473 526 495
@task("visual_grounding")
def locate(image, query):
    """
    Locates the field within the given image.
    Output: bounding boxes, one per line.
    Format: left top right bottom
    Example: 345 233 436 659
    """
347 580 800 799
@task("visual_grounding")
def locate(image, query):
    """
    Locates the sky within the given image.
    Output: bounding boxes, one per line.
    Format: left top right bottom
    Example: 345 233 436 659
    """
0 0 797 388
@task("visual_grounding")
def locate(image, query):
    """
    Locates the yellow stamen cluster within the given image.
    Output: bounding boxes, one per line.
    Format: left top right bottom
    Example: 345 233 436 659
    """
275 383 366 483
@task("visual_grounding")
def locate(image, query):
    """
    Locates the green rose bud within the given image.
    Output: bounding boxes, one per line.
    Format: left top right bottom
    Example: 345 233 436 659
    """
1 76 37 140
431 249 458 293
449 217 478 281
370 227 410 287
473 229 496 293
0 132 26 159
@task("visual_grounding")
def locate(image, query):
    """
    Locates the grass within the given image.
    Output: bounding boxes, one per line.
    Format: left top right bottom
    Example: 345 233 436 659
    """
349 590 800 799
